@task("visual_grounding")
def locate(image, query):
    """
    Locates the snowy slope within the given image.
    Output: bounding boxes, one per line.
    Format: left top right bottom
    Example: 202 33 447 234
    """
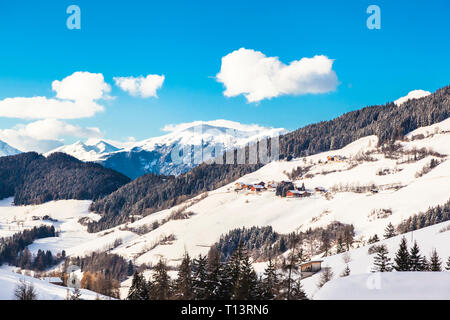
0 267 108 300
45 120 286 178
314 272 450 300
0 139 21 157
2 118 449 299
302 219 450 299
104 120 450 267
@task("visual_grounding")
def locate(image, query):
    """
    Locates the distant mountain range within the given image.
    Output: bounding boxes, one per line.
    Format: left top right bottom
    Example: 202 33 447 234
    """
45 120 287 179
0 140 21 157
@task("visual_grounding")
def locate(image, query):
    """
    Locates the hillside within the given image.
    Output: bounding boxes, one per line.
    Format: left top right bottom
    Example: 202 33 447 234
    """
0 267 108 300
0 152 131 205
87 85 450 231
88 163 261 231
0 118 449 299
314 272 450 300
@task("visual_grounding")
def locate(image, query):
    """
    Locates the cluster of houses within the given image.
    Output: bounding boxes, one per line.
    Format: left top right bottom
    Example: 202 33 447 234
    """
326 155 345 162
234 181 278 192
235 180 328 198
286 186 327 198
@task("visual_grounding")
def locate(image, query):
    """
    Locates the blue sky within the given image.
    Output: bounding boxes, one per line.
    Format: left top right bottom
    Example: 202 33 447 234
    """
0 0 448 151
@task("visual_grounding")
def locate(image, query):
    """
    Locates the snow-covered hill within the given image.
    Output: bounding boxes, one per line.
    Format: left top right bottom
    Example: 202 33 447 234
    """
314 272 450 300
0 266 108 300
2 117 450 299
304 219 450 299
0 139 21 157
45 120 286 178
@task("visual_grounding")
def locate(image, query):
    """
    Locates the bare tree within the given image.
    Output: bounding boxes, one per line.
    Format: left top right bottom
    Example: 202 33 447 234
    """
14 279 38 300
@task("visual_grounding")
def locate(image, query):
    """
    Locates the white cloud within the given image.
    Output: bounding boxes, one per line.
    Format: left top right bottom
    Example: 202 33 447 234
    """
216 48 339 103
0 119 102 153
114 74 165 98
0 72 111 119
394 89 431 106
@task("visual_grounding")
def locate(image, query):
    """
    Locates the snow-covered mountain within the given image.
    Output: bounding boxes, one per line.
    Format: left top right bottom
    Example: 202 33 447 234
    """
0 140 21 157
45 140 120 162
46 120 287 178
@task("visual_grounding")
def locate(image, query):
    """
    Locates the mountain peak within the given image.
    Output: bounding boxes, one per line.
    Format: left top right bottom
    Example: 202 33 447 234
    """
45 120 287 178
0 140 22 157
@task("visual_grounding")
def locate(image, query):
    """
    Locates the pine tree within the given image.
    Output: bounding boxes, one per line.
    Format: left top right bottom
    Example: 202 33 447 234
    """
192 255 209 300
152 259 171 300
340 264 350 277
384 223 396 239
343 226 354 251
282 233 300 300
261 257 279 300
290 277 307 300
368 234 380 244
69 288 82 300
317 266 333 288
393 237 410 271
214 260 234 300
174 252 193 300
429 249 442 271
320 231 331 257
233 253 259 300
420 256 429 271
372 245 392 272
206 247 222 300
127 272 149 300
445 256 450 271
409 241 425 271
127 260 134 276
336 235 345 254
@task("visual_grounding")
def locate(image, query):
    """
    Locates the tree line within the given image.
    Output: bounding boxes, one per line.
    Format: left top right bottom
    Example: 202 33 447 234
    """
213 222 355 263
127 242 308 300
371 236 450 272
0 225 59 268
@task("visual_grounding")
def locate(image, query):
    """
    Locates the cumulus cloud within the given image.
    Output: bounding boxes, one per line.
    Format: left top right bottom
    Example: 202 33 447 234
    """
0 119 102 153
216 48 339 103
394 89 431 106
0 72 111 119
114 74 165 98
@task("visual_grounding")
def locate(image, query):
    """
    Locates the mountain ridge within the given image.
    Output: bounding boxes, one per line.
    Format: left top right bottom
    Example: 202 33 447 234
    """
45 120 287 179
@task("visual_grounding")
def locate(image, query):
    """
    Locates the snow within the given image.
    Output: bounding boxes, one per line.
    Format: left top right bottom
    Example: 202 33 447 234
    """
314 272 450 300
105 119 450 267
45 120 287 167
1 117 449 299
0 139 21 157
301 219 450 299
394 89 431 106
4 121 450 266
0 267 107 300
44 140 120 162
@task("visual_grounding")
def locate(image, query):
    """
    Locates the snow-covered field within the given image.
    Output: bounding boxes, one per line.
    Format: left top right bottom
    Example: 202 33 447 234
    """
314 272 450 300
301 219 450 298
0 267 106 300
1 118 449 299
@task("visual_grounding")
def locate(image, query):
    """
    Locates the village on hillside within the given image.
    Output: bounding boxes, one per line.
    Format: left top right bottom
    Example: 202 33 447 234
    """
232 155 349 198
